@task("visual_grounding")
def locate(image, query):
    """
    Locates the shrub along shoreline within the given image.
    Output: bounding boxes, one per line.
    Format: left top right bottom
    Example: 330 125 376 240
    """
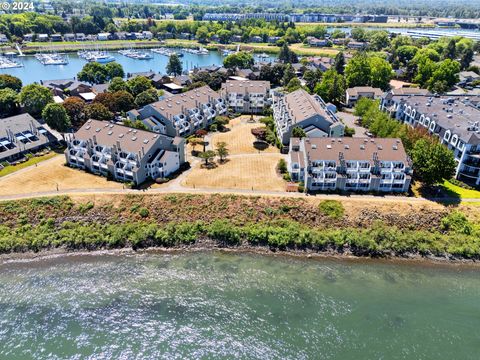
0 195 479 261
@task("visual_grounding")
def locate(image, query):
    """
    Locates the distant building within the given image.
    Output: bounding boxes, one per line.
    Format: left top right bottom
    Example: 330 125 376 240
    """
458 71 480 87
127 71 167 89
97 33 110 41
289 137 412 192
37 34 49 42
347 41 368 50
380 93 480 185
345 86 384 107
0 114 55 162
50 34 63 42
307 37 329 47
127 86 227 137
42 79 92 98
273 89 344 146
0 34 8 43
220 80 271 114
64 33 75 41
65 119 185 184
75 33 86 41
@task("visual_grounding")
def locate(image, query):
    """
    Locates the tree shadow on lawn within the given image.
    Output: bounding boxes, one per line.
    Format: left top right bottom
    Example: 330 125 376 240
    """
416 184 461 206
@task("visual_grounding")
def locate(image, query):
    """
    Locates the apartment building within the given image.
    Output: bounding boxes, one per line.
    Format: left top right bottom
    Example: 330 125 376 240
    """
127 86 227 137
273 89 344 146
220 80 271 114
345 86 383 107
380 94 480 185
0 114 55 162
65 119 185 185
288 137 412 193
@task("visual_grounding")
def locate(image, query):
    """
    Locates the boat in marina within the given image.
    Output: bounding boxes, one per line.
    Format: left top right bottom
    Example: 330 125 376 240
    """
182 47 209 55
152 47 184 57
257 52 269 59
35 53 68 65
0 56 23 69
78 51 115 63
119 49 153 60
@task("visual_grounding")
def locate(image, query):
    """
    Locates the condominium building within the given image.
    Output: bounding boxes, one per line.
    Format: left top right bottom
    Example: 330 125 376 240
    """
220 80 271 114
345 86 383 107
288 137 412 192
0 114 55 162
65 119 185 185
380 94 480 185
127 86 227 137
273 89 344 146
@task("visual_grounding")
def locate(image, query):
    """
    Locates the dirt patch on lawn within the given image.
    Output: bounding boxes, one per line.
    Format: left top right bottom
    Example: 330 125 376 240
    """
0 155 123 196
182 154 286 191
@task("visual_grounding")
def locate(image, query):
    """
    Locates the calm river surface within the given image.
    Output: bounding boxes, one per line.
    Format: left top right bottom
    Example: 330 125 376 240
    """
0 50 277 85
0 252 478 359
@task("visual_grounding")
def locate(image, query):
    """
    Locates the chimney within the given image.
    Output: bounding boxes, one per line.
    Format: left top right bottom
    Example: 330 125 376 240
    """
142 146 145 156
93 135 97 145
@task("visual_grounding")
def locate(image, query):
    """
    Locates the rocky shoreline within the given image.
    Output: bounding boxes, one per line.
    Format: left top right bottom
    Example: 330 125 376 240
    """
1 238 479 269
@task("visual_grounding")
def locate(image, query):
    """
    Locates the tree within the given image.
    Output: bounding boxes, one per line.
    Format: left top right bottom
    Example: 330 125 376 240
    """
278 42 298 63
303 69 322 92
62 96 85 128
443 39 456 60
411 138 456 187
127 76 153 97
285 77 302 93
166 54 183 76
84 103 113 121
334 52 345 75
0 74 22 92
223 51 254 69
282 64 296 86
108 77 128 92
105 62 124 79
187 137 203 152
215 141 229 162
427 59 460 93
314 69 346 105
460 47 474 70
369 31 390 51
291 126 306 138
123 119 148 130
345 53 371 88
350 28 366 42
18 84 53 118
369 57 393 90
110 90 134 112
199 150 216 165
196 26 209 43
0 88 19 117
135 88 158 108
77 62 108 84
42 103 71 132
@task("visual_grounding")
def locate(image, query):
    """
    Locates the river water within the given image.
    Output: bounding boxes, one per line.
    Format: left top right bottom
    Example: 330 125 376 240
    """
0 50 277 85
0 252 478 359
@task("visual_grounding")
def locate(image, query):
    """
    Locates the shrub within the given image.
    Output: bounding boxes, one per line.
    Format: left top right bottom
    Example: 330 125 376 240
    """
277 159 288 173
138 207 150 218
318 200 344 219
440 211 472 235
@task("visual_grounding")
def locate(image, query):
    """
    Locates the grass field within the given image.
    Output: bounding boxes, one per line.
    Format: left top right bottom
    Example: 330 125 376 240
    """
0 155 123 196
441 180 480 199
210 120 279 155
0 152 57 177
289 43 340 56
182 153 286 191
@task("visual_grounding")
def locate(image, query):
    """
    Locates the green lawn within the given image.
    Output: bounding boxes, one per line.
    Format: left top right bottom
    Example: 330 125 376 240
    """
441 180 480 199
0 152 58 177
